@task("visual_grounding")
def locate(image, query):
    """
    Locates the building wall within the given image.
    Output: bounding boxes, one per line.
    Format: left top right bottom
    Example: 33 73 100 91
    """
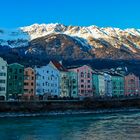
93 74 105 97
68 71 78 98
125 74 139 96
24 68 36 99
35 62 60 96
92 74 99 96
60 72 69 97
0 57 7 100
111 76 124 97
7 63 24 99
98 75 105 96
70 65 94 97
104 73 112 97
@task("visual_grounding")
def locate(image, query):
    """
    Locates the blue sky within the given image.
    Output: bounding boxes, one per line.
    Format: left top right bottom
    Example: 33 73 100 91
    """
0 0 140 29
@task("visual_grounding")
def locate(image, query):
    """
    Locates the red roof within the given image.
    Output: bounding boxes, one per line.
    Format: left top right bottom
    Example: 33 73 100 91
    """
51 61 68 72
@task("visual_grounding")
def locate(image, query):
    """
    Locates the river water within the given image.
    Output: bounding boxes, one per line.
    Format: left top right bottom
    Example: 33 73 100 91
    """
0 111 140 140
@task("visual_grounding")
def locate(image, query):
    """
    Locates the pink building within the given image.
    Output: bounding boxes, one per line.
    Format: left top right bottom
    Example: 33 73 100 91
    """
125 73 140 96
70 65 94 97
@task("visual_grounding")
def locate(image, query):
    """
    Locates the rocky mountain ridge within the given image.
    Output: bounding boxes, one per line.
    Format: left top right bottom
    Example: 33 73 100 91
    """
1 23 140 60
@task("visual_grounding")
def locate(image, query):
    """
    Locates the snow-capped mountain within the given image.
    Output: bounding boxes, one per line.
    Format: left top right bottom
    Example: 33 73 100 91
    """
1 23 140 60
0 28 29 48
20 23 140 53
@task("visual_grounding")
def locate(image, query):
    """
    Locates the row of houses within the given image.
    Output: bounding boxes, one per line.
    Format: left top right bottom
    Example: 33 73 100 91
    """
0 57 140 100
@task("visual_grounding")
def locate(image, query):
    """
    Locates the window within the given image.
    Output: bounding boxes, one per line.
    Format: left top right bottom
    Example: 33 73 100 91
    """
15 69 17 74
0 87 5 91
88 80 90 83
73 91 76 94
15 76 17 79
2 66 5 70
73 86 76 89
24 76 28 80
24 82 28 86
81 72 84 77
81 85 84 88
0 73 6 76
9 83 12 86
87 73 90 78
81 90 84 93
9 68 12 72
37 83 40 86
0 80 5 83
31 82 34 86
32 77 34 80
24 89 28 92
25 71 28 75
88 85 91 88
81 79 84 82
73 79 76 83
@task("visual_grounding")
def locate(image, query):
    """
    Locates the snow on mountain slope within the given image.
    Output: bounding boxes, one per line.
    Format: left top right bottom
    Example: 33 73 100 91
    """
0 28 29 48
20 23 140 52
1 23 140 56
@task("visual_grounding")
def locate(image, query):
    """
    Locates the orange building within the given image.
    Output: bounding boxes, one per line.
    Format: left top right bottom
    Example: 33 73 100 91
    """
23 67 36 100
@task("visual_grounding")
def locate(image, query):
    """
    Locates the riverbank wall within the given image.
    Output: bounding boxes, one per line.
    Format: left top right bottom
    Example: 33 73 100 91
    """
0 98 140 112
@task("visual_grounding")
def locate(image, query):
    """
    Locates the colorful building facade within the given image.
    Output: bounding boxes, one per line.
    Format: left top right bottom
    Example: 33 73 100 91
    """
104 73 112 97
7 63 24 100
35 62 60 97
60 72 69 97
68 71 78 98
124 73 139 96
70 65 94 97
0 57 7 100
93 73 105 97
51 61 70 97
24 67 36 99
111 73 124 97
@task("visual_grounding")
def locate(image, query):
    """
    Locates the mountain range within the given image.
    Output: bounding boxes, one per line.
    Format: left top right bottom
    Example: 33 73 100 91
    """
1 23 140 65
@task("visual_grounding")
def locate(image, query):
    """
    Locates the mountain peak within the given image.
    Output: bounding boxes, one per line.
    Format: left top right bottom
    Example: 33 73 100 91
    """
1 23 140 59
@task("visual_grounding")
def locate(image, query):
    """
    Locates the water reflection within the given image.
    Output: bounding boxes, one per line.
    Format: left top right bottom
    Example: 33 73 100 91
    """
0 112 140 140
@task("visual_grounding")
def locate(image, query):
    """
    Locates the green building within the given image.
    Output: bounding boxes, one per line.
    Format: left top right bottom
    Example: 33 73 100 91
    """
92 73 105 97
68 71 78 98
110 73 124 97
60 71 69 97
59 71 78 98
7 63 24 100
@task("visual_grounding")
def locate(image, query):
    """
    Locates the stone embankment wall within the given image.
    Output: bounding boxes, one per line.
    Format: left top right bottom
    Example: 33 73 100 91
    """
0 98 140 112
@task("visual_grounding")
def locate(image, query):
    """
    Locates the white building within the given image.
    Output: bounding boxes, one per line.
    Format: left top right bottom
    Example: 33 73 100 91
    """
0 57 7 100
35 61 60 97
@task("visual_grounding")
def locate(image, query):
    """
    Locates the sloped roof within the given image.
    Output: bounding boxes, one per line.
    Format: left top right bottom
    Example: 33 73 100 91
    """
108 72 124 77
8 63 24 67
51 61 68 72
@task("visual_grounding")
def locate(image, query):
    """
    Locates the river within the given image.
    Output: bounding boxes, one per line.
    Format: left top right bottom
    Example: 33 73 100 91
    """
0 111 140 140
